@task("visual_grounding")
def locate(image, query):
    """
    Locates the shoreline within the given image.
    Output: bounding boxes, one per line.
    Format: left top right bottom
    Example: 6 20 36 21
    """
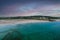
0 19 49 24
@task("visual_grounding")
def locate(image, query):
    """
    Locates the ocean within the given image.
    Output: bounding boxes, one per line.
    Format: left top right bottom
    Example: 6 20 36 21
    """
0 22 60 40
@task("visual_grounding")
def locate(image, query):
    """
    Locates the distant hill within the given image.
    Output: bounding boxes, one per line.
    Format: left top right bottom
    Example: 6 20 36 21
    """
0 15 60 20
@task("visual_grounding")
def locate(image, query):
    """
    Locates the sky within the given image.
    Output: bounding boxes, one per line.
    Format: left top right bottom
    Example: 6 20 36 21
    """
0 0 60 17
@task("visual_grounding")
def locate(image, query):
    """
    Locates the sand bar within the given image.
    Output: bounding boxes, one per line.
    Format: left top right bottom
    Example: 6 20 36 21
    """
0 19 49 24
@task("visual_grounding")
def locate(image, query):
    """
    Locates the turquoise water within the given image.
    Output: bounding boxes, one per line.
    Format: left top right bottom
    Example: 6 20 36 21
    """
0 22 60 40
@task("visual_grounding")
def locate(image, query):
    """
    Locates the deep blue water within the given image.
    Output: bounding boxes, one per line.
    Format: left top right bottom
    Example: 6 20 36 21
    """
0 22 60 40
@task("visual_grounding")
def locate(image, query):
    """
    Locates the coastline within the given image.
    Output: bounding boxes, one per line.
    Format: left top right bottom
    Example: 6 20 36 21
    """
0 19 49 24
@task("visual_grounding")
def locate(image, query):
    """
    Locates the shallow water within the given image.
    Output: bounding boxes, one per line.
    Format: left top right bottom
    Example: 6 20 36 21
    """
0 22 60 40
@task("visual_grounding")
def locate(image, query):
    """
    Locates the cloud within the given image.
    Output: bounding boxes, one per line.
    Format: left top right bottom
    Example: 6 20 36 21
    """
0 0 60 17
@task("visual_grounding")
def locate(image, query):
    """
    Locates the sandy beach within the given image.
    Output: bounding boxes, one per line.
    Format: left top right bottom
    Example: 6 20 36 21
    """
0 19 49 24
